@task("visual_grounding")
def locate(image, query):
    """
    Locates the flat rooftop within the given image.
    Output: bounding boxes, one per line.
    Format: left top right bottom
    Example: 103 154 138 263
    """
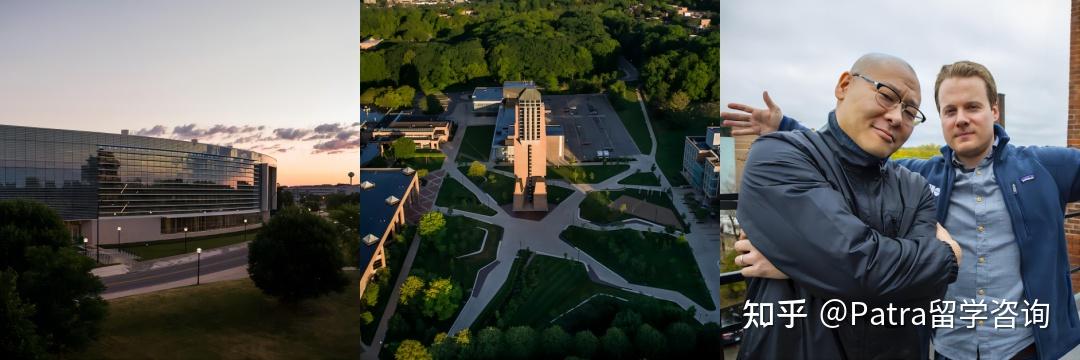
358 169 414 269
472 87 503 102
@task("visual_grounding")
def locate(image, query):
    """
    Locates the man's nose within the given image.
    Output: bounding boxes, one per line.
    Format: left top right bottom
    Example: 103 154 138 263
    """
884 104 904 126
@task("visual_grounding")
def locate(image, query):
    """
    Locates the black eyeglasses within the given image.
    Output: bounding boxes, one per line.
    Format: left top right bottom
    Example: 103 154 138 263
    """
852 73 927 126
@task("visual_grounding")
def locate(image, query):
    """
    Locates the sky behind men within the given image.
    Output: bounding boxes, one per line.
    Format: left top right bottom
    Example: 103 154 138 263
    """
720 0 1069 147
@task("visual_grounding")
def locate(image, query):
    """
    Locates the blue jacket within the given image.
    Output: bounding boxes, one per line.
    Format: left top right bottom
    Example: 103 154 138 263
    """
781 117 1080 359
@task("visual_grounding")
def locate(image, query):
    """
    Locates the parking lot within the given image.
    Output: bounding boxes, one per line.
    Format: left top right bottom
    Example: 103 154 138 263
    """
543 94 640 161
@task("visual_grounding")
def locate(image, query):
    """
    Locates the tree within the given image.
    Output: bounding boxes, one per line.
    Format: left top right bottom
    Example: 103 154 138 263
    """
503 326 537 359
635 324 667 358
475 327 503 359
666 321 697 356
395 339 432 360
277 188 295 208
431 333 458 360
360 311 375 325
540 325 571 358
418 211 446 238
0 270 44 359
399 276 425 305
467 160 487 178
248 206 348 304
572 330 598 358
392 137 417 159
421 278 462 321
600 327 631 359
612 309 642 335
0 199 107 353
667 90 691 111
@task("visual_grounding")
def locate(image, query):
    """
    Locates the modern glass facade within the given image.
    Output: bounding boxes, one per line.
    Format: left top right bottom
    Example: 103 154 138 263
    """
0 124 277 243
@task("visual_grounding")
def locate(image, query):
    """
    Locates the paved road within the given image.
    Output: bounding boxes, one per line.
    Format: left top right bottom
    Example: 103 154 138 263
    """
101 247 248 296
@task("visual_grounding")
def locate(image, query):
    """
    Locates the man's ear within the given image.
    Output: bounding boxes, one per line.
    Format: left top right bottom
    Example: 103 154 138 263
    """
835 71 853 102
991 102 1000 123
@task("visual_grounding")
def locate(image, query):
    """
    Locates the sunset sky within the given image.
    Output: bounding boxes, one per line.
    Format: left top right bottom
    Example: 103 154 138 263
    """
0 0 360 186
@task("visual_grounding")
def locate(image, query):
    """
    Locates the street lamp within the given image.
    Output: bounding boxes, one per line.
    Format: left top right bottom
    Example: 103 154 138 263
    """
116 226 122 247
243 218 248 243
183 227 189 252
196 247 202 285
83 237 88 255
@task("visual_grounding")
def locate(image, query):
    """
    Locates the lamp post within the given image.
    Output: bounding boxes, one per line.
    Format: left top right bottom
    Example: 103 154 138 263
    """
196 247 202 285
183 227 189 252
83 237 88 256
243 218 248 243
116 226 122 247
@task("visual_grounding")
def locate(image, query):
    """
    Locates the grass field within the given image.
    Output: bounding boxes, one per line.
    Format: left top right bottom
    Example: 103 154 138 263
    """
471 252 665 330
106 229 259 261
609 90 653 154
459 166 515 205
547 164 629 184
578 188 685 230
546 184 575 208
560 226 715 311
456 125 495 163
435 177 497 216
617 170 661 187
412 215 503 292
73 273 364 360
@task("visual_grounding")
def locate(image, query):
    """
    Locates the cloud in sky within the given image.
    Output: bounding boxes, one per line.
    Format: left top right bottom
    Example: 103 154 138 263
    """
130 122 359 156
720 0 1069 147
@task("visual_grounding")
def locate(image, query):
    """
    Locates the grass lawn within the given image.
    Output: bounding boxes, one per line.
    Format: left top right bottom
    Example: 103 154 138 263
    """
617 170 661 187
435 177 497 216
471 251 666 330
411 215 503 292
560 226 715 311
609 91 653 154
73 273 364 360
106 229 259 261
578 188 686 230
458 166 515 205
456 125 495 163
546 184 575 207
547 164 629 184
398 156 444 172
651 103 724 186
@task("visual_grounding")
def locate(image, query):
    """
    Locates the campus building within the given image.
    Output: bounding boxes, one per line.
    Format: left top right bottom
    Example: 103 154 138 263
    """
358 168 420 296
509 85 549 212
367 113 452 151
0 124 277 247
682 127 736 200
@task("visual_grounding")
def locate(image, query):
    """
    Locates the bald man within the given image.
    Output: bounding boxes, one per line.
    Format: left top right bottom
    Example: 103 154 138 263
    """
735 53 961 359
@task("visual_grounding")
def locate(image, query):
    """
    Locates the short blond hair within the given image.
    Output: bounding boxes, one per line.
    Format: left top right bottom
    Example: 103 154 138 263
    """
934 60 998 111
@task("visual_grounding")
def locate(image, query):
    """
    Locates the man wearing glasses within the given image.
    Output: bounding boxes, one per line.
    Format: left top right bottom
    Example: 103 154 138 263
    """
734 53 962 359
727 60 1080 359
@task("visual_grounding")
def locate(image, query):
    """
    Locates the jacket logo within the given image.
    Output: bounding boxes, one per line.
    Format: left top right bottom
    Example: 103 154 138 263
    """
928 184 941 197
1020 174 1035 183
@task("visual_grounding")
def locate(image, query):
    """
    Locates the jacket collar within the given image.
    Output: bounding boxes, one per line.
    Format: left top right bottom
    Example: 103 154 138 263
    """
939 123 1011 166
820 110 887 169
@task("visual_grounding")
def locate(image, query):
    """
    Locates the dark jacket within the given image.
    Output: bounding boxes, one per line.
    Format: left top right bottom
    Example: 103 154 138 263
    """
737 112 959 359
781 118 1080 359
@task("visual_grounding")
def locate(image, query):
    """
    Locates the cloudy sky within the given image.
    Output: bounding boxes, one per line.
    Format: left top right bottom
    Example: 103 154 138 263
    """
720 0 1069 147
0 0 359 186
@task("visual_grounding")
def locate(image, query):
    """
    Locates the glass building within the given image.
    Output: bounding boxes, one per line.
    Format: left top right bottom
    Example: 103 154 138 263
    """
0 124 277 246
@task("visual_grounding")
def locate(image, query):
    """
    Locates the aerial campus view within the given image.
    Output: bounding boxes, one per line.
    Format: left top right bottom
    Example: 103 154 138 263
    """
358 0 730 359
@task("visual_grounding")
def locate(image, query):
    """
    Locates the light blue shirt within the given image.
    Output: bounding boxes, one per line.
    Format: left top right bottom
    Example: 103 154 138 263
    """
934 139 1033 360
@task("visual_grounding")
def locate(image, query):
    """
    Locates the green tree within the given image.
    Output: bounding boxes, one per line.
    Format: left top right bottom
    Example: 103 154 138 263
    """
467 160 487 178
360 311 375 325
572 330 598 358
395 339 432 360
665 321 697 356
431 332 458 360
612 309 642 335
418 211 446 238
600 327 631 359
399 276 425 305
421 278 462 321
635 323 667 358
475 326 503 359
362 283 380 307
0 270 44 359
540 325 571 358
667 90 691 111
248 206 348 304
0 199 107 353
503 326 537 359
392 137 417 159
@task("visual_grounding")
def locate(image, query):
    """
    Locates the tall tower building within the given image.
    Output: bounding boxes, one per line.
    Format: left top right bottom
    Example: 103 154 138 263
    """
510 85 548 212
